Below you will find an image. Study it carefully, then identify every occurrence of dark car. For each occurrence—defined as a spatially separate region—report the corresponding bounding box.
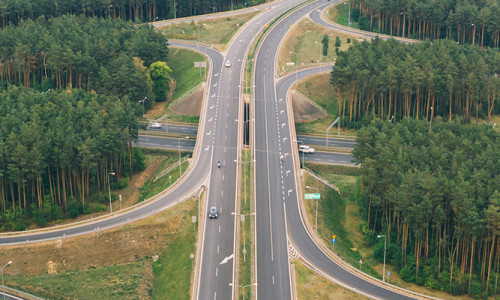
[208,206,218,219]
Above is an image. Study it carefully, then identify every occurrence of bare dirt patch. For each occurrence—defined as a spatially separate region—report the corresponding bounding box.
[292,91,326,122]
[170,84,204,116]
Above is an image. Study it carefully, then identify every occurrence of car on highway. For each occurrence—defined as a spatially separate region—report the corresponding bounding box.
[299,145,315,153]
[225,60,231,67]
[149,122,162,129]
[208,206,218,219]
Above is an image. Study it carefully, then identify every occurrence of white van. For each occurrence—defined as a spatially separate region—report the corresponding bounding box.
[299,145,315,153]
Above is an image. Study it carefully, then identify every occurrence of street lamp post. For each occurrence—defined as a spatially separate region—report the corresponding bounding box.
[471,24,476,45]
[305,186,319,232]
[401,11,406,38]
[229,283,258,300]
[234,159,256,204]
[377,235,387,282]
[429,106,434,129]
[289,51,298,84]
[178,138,182,177]
[1,261,12,300]
[139,97,147,115]
[231,212,255,262]
[315,41,321,72]
[344,1,351,26]
[108,172,115,213]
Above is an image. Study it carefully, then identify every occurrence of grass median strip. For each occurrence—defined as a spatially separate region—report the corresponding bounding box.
[237,149,254,300]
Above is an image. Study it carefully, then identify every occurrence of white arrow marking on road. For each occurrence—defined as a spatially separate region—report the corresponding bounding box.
[282,123,286,128]
[280,110,284,115]
[214,73,218,77]
[212,94,216,97]
[205,146,209,151]
[210,105,214,109]
[208,117,213,122]
[207,131,211,136]
[220,254,234,265]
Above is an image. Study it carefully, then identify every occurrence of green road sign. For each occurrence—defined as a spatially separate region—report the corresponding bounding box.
[304,193,320,200]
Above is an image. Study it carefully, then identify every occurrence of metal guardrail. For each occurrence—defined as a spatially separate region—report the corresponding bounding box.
[154,155,191,182]
[0,285,44,300]
[303,166,340,194]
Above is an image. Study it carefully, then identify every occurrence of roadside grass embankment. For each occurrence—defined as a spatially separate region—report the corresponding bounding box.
[139,149,191,203]
[159,12,259,51]
[158,48,207,124]
[293,260,369,299]
[1,197,198,299]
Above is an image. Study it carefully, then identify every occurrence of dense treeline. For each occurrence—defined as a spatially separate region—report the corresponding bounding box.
[0,15,168,106]
[0,86,145,230]
[354,0,500,48]
[0,0,265,25]
[330,38,499,127]
[353,119,500,296]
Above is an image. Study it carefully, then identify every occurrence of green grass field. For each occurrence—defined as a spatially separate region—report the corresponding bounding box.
[160,12,258,50]
[5,262,152,299]
[153,199,198,299]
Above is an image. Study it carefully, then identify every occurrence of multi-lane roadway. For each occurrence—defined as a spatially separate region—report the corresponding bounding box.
[0,1,427,300]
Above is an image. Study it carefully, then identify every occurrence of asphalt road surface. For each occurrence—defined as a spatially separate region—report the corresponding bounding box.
[264,3,419,298]
[144,124,355,149]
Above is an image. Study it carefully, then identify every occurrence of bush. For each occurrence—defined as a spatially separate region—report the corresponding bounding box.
[115,178,128,190]
[400,255,417,283]
[334,36,341,47]
[133,148,147,172]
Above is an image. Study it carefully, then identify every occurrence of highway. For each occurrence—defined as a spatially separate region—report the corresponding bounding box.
[0,2,424,300]
[252,1,340,298]
[256,0,419,297]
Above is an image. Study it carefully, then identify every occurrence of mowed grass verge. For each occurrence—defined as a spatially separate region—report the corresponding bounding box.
[293,260,368,299]
[159,12,258,50]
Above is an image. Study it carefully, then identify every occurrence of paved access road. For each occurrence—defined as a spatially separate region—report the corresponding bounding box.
[137,134,354,165]
[144,124,355,149]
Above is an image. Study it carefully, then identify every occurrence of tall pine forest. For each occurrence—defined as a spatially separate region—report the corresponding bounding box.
[351,0,500,48]
[353,119,500,296]
[0,14,169,229]
[0,0,266,25]
[332,4,500,297]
